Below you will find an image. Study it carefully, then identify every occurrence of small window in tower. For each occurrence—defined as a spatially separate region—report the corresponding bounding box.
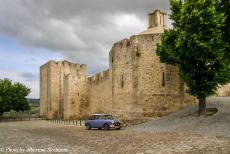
[162,72,165,86]
[126,41,130,47]
[111,57,114,63]
[121,75,124,88]
[136,51,141,57]
[160,16,162,25]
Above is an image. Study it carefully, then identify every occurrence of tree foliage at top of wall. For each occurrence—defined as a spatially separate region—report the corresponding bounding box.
[0,78,31,115]
[156,0,230,115]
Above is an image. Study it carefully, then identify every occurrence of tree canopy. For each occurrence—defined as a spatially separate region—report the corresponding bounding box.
[219,0,230,44]
[156,0,230,115]
[0,79,31,115]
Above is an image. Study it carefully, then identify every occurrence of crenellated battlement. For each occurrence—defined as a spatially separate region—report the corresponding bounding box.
[48,60,87,73]
[88,70,109,86]
[61,60,86,70]
[41,60,86,71]
[112,39,131,49]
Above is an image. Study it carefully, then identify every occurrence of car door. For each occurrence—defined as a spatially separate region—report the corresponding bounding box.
[88,115,96,128]
[98,115,105,128]
[94,115,102,128]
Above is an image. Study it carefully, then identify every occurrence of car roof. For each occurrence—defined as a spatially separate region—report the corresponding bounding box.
[90,114,112,116]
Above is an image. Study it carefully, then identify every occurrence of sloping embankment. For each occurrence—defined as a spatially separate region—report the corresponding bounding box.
[134,97,230,137]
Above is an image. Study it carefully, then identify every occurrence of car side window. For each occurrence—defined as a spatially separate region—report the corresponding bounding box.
[89,116,95,120]
[94,115,100,119]
[99,115,105,119]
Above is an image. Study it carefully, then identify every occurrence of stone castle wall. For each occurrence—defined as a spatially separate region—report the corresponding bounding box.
[109,33,192,119]
[40,60,87,119]
[109,39,136,117]
[88,70,111,115]
[40,63,49,117]
[217,84,230,96]
[40,61,60,119]
[63,74,88,119]
[40,9,197,120]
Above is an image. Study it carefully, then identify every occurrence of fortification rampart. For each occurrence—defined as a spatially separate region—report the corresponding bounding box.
[108,33,194,119]
[109,38,136,117]
[88,70,109,85]
[40,9,197,120]
[63,74,88,119]
[87,69,112,114]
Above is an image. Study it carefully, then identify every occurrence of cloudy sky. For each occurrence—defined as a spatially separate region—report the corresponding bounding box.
[0,0,170,98]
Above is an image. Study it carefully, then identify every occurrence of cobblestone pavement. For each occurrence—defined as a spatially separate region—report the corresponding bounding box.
[0,120,230,154]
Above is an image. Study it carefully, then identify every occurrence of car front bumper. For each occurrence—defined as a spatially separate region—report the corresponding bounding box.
[109,124,122,129]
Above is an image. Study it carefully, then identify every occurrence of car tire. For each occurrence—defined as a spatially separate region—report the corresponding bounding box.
[103,124,110,130]
[116,128,121,130]
[86,124,91,130]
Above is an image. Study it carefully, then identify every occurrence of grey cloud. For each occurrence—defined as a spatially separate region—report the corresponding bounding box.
[19,72,39,81]
[0,0,170,73]
[25,58,37,62]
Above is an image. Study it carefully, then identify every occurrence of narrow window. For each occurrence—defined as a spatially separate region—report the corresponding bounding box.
[162,72,165,86]
[160,16,162,25]
[136,52,141,57]
[111,57,114,63]
[121,75,124,88]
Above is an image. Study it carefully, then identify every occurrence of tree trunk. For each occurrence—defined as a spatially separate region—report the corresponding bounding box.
[0,113,3,122]
[198,97,206,116]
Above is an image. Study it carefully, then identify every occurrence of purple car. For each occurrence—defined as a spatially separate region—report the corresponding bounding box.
[85,114,122,130]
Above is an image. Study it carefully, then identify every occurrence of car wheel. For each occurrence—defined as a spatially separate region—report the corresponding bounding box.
[103,124,110,130]
[116,128,121,130]
[98,128,102,130]
[86,124,91,130]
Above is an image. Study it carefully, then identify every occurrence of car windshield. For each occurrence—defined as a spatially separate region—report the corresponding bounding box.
[105,115,113,119]
[89,114,114,120]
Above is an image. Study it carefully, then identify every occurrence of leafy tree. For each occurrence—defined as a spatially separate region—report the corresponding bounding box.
[156,0,230,115]
[219,0,230,58]
[219,0,230,43]
[0,79,31,116]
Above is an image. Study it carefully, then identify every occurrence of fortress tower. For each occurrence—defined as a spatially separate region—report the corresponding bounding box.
[109,9,191,118]
[40,60,88,119]
[140,9,168,35]
[148,9,167,28]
